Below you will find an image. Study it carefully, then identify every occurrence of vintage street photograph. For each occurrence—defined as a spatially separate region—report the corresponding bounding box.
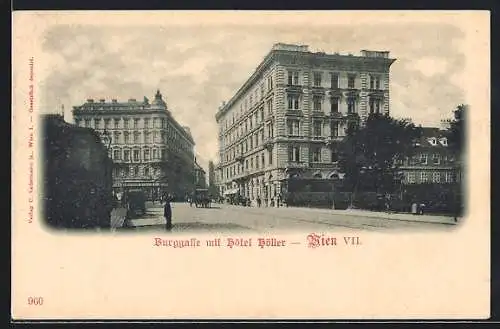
[12,11,490,320]
[39,14,469,233]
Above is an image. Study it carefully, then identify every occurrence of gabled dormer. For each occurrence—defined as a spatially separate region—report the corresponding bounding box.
[428,137,437,146]
[439,137,448,146]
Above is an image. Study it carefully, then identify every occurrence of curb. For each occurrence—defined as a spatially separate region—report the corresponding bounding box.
[285,207,457,225]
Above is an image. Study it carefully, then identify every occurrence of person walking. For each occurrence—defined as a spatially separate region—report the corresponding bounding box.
[256,196,261,208]
[164,195,172,231]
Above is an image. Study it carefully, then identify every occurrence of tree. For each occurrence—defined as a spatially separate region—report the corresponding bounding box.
[339,113,422,198]
[447,104,466,156]
[446,104,466,215]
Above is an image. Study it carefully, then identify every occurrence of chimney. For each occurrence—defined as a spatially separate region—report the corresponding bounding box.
[87,99,94,103]
[128,98,137,102]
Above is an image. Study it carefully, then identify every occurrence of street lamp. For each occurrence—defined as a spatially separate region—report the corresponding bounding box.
[100,129,113,227]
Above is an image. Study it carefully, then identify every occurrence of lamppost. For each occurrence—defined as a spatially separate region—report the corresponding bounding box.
[350,166,367,209]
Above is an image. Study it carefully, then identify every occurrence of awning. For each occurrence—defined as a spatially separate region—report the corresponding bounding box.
[223,188,240,196]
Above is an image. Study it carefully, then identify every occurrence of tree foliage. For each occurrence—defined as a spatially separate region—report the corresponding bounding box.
[338,113,422,193]
[447,104,466,156]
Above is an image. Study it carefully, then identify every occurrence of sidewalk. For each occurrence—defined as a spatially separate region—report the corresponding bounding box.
[222,203,457,225]
[110,207,128,231]
[287,206,458,225]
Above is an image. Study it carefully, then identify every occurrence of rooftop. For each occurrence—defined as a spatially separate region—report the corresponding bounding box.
[216,43,395,119]
[73,90,168,111]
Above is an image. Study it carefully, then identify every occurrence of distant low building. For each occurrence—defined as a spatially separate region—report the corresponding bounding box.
[194,160,207,189]
[398,127,459,185]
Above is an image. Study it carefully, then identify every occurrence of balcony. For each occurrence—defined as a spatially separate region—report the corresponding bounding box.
[310,162,338,170]
[311,110,324,118]
[325,136,344,145]
[231,169,251,181]
[344,112,360,121]
[328,111,343,119]
[311,86,325,96]
[262,138,274,150]
[286,162,309,169]
[285,109,304,117]
[235,154,245,163]
[285,84,303,94]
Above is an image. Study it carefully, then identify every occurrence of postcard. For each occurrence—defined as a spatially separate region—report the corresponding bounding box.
[11,10,490,320]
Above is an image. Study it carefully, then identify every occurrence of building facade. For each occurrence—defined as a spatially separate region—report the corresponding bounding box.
[214,43,396,205]
[194,160,207,189]
[72,90,195,200]
[398,127,459,185]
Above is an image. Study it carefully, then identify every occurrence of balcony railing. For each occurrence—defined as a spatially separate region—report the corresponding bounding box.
[262,138,274,149]
[328,111,343,119]
[325,136,343,145]
[311,87,325,95]
[285,109,304,117]
[286,162,309,169]
[235,154,244,163]
[285,84,303,93]
[345,112,360,121]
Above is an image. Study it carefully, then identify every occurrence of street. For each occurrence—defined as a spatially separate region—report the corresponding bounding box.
[116,202,458,233]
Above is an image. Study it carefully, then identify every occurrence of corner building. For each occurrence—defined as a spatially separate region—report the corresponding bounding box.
[214,43,396,205]
[72,90,195,200]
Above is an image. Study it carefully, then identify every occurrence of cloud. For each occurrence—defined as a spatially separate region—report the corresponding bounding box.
[39,22,467,165]
[411,57,449,77]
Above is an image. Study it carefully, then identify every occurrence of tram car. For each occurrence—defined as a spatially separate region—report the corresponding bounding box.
[42,114,114,230]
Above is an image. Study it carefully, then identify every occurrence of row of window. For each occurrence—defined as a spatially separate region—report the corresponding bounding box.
[287,94,362,113]
[289,71,384,90]
[77,117,168,130]
[288,146,339,163]
[223,149,274,180]
[222,146,341,180]
[221,70,384,133]
[223,106,273,147]
[287,119,351,137]
[98,129,191,156]
[224,123,274,163]
[397,153,454,166]
[77,117,192,152]
[113,165,159,178]
[405,171,455,184]
[111,148,165,162]
[222,74,274,131]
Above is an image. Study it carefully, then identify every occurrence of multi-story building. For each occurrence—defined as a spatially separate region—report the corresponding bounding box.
[72,90,195,199]
[398,127,459,185]
[194,160,207,189]
[214,43,396,205]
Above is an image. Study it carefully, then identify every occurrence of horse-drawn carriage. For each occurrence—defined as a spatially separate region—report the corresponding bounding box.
[193,188,211,208]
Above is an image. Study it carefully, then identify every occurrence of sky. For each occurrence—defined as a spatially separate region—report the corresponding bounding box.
[38,16,467,172]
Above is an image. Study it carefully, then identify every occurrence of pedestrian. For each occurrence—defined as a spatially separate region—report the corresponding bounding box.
[257,196,261,207]
[164,195,172,231]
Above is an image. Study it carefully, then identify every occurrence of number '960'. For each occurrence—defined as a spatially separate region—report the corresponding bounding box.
[27,297,43,305]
